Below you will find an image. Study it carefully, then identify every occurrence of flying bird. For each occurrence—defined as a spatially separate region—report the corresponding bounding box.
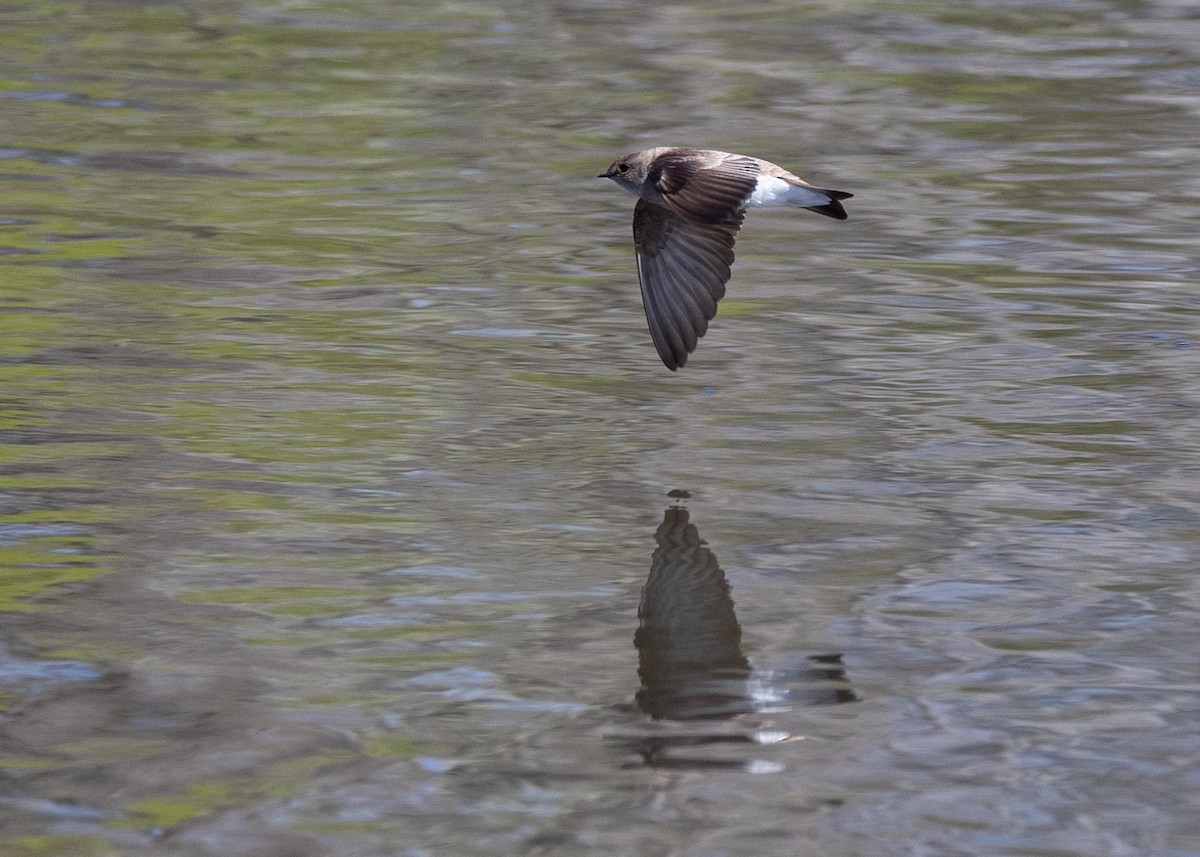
[599,147,852,370]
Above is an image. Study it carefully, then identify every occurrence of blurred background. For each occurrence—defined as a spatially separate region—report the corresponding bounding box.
[1,1,1198,855]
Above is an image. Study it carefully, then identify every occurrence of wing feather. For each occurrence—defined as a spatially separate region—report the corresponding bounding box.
[650,150,760,224]
[633,198,742,370]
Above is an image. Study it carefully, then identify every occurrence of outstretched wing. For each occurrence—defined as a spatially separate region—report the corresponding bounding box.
[633,198,743,370]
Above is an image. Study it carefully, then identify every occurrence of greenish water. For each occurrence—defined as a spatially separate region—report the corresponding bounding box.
[2,1,1199,855]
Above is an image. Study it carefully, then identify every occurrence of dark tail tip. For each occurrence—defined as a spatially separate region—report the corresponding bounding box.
[807,189,853,221]
[807,201,848,220]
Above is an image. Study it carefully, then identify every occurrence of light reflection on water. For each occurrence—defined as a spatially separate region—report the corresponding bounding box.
[2,0,1200,855]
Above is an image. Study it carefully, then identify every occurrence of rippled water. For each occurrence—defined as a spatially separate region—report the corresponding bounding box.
[2,1,1199,855]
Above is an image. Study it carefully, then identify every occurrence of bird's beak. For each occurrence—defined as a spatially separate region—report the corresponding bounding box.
[598,169,612,179]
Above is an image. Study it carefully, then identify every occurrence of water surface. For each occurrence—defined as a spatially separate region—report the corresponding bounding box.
[2,1,1199,855]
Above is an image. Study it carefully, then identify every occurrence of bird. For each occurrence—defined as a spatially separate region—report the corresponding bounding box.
[599,147,852,371]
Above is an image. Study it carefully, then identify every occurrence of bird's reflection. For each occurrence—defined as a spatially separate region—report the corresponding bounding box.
[613,501,857,769]
[635,505,754,721]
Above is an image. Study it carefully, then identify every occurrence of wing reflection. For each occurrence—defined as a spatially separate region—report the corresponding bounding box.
[610,501,857,770]
[635,505,754,721]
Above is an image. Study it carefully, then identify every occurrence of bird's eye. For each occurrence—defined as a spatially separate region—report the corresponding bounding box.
[617,163,631,173]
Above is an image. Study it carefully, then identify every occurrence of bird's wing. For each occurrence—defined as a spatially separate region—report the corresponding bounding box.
[633,198,743,371]
[649,151,760,224]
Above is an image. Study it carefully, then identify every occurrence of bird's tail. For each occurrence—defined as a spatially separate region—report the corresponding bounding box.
[804,188,853,221]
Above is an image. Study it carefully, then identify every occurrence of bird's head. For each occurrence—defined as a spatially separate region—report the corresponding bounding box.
[598,152,649,194]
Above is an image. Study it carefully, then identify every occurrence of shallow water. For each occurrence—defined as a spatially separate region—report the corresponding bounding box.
[2,1,1199,855]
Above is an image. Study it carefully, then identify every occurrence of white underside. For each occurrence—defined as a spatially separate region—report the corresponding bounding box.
[747,175,828,208]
